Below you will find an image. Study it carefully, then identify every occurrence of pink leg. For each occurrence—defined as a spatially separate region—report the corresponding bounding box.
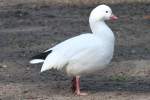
[74,76,88,96]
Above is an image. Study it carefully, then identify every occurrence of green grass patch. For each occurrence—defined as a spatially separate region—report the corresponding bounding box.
[110,75,128,82]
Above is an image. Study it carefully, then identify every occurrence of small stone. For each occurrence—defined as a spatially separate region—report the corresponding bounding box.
[6,74,10,77]
[2,65,7,68]
[0,63,7,68]
[26,67,30,70]
[131,49,136,54]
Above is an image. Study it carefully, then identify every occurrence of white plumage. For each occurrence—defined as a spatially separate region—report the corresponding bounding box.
[30,4,117,76]
[30,4,118,95]
[41,33,114,76]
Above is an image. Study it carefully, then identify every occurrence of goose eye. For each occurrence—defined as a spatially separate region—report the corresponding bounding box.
[106,11,108,13]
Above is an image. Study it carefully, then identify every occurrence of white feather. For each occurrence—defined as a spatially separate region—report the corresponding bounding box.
[37,5,116,76]
[30,59,44,64]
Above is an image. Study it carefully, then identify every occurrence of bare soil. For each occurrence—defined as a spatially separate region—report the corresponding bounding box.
[0,1,150,100]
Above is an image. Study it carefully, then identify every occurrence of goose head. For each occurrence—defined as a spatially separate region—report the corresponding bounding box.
[89,4,118,23]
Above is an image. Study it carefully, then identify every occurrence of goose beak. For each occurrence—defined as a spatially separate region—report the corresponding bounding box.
[110,14,118,20]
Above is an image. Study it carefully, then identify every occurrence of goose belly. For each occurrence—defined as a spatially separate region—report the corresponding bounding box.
[66,45,114,76]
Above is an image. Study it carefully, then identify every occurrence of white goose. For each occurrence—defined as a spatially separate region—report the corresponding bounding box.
[30,4,118,96]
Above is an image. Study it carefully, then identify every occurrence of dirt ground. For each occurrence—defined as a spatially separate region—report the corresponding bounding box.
[0,0,150,100]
